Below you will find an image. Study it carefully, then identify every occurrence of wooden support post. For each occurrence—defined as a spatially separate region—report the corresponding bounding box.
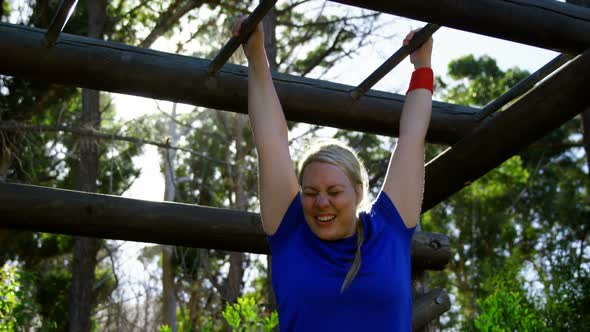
[43,0,78,47]
[423,49,590,212]
[412,289,451,331]
[412,222,444,331]
[0,22,479,144]
[411,230,450,271]
[0,182,450,270]
[331,0,590,54]
[207,0,277,76]
[350,23,440,100]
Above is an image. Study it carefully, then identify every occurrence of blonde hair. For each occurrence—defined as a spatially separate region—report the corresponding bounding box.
[297,139,369,293]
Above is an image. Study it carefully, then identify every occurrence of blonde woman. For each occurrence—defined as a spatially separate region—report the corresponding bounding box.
[233,17,433,331]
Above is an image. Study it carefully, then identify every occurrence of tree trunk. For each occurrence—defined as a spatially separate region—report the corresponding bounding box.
[67,1,106,331]
[262,6,279,315]
[223,114,249,303]
[583,111,590,177]
[162,103,179,331]
[138,0,209,48]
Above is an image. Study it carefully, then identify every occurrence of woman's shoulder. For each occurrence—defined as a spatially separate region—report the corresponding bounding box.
[365,191,416,237]
[266,192,304,248]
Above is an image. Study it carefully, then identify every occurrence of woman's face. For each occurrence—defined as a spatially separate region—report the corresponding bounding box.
[301,162,360,241]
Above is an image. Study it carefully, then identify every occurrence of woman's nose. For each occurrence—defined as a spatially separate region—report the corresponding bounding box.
[314,193,330,208]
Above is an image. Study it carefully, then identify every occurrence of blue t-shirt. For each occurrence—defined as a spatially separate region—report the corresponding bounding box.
[267,191,416,332]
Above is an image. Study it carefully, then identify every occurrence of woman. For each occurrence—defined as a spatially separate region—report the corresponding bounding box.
[233,17,433,332]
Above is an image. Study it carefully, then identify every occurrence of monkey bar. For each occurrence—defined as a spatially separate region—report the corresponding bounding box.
[350,23,440,100]
[43,0,78,47]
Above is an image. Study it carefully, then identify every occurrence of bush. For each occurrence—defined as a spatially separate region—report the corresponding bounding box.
[0,264,39,331]
[475,279,546,331]
[159,295,278,332]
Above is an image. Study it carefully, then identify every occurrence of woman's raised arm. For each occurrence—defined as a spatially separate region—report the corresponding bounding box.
[382,30,434,229]
[234,18,299,235]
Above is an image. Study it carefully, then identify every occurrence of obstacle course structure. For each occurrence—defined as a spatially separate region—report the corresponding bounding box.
[2,0,590,329]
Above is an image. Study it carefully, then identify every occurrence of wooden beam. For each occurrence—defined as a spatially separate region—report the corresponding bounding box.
[332,0,590,54]
[423,49,590,212]
[0,182,450,270]
[411,231,450,271]
[0,22,478,145]
[413,289,451,331]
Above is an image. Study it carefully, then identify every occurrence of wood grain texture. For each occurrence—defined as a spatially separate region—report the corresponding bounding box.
[0,22,478,145]
[333,0,590,54]
[0,182,450,270]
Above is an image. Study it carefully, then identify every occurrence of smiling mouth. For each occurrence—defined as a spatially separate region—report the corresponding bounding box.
[316,215,336,223]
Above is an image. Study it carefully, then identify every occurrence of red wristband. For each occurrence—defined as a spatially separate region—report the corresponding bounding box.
[406,67,434,95]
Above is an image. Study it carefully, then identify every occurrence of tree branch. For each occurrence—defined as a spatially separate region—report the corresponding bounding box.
[138,0,211,48]
[0,121,227,164]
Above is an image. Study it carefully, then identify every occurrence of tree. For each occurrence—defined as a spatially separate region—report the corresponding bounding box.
[474,259,546,332]
[423,54,590,330]
[67,0,108,330]
[0,0,167,328]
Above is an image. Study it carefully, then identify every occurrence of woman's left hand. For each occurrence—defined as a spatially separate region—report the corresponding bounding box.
[404,29,433,69]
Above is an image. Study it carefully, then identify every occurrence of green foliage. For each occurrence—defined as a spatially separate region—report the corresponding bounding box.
[35,267,70,331]
[2,1,10,19]
[159,325,172,332]
[474,262,546,331]
[222,296,278,332]
[437,55,528,106]
[158,296,278,332]
[0,264,40,331]
[159,318,214,332]
[475,288,545,332]
[428,53,590,331]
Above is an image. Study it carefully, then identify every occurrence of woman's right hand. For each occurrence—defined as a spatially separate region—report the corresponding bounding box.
[232,16,265,63]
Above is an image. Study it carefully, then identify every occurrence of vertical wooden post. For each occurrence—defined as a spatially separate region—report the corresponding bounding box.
[412,223,435,331]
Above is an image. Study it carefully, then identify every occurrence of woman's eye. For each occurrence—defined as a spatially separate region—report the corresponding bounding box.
[303,192,317,197]
[328,191,341,196]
